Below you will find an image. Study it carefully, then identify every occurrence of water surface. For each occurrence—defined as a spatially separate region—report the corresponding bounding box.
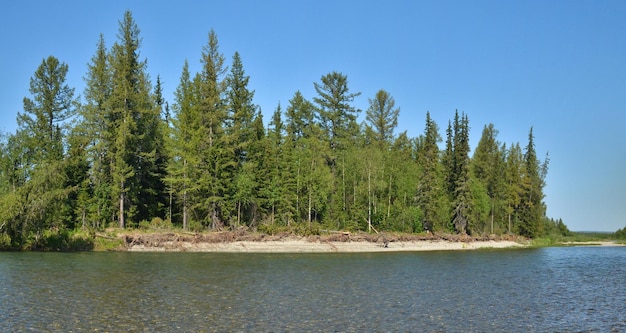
[1,246,624,332]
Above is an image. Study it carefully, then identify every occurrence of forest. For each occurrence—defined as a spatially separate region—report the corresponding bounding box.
[0,11,568,250]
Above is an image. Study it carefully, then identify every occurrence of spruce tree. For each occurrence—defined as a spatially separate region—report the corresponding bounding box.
[226,51,258,225]
[168,61,195,230]
[416,112,442,232]
[505,143,524,233]
[518,128,548,238]
[81,33,113,228]
[264,104,287,225]
[472,124,506,234]
[108,11,160,227]
[451,112,471,234]
[193,29,231,229]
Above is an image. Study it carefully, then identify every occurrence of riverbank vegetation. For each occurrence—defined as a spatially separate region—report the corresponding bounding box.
[0,11,581,251]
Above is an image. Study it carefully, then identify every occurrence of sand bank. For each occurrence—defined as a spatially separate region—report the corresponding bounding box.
[125,236,524,253]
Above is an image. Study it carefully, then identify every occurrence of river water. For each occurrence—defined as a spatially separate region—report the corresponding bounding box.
[0,246,624,332]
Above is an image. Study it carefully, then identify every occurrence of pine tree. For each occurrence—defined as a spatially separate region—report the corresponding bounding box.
[365,89,399,147]
[18,56,77,163]
[313,72,361,223]
[0,62,75,245]
[313,72,361,153]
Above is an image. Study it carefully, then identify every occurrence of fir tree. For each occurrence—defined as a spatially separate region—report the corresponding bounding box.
[108,11,160,227]
[81,33,113,228]
[193,29,231,229]
[168,61,195,230]
[416,112,442,232]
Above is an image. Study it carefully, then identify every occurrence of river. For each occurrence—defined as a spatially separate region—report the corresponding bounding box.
[1,246,624,332]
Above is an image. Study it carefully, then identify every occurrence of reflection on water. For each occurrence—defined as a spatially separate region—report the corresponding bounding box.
[0,247,624,332]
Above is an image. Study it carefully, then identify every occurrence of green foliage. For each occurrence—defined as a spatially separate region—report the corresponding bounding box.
[0,10,565,250]
[0,233,11,250]
[25,229,94,251]
[365,89,400,146]
[94,234,124,251]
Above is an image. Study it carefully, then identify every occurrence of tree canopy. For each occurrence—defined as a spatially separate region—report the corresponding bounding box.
[0,11,561,249]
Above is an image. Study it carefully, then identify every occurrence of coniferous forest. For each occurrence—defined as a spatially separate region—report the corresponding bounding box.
[0,11,568,249]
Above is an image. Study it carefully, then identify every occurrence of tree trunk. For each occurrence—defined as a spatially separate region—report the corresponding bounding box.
[183,190,188,231]
[308,191,312,227]
[119,190,125,229]
[237,200,241,227]
[183,160,188,230]
[491,199,494,234]
[367,163,372,233]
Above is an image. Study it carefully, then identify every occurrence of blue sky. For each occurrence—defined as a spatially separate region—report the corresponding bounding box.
[1,0,625,232]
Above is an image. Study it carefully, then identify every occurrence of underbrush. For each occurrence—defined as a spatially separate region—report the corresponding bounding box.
[26,229,95,251]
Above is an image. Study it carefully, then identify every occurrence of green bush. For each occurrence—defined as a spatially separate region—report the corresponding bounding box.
[25,229,94,251]
[258,223,291,235]
[0,233,12,250]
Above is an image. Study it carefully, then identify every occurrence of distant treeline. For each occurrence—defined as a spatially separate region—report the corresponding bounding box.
[0,11,567,249]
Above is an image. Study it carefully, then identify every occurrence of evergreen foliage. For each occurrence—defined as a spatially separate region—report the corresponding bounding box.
[0,11,565,248]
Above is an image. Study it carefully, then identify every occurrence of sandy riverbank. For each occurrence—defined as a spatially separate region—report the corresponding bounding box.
[121,231,527,253]
[128,239,524,252]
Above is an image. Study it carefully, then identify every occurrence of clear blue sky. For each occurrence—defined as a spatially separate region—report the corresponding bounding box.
[1,0,625,232]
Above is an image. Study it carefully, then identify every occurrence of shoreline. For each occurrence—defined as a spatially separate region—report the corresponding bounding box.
[112,231,625,253]
[125,237,526,253]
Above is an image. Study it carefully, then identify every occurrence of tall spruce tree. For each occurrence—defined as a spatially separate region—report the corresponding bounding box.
[519,128,548,238]
[168,61,195,230]
[416,112,442,232]
[472,124,506,234]
[193,29,231,229]
[81,33,113,228]
[505,143,524,233]
[226,51,258,225]
[108,11,160,227]
[264,104,288,225]
[447,111,471,234]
